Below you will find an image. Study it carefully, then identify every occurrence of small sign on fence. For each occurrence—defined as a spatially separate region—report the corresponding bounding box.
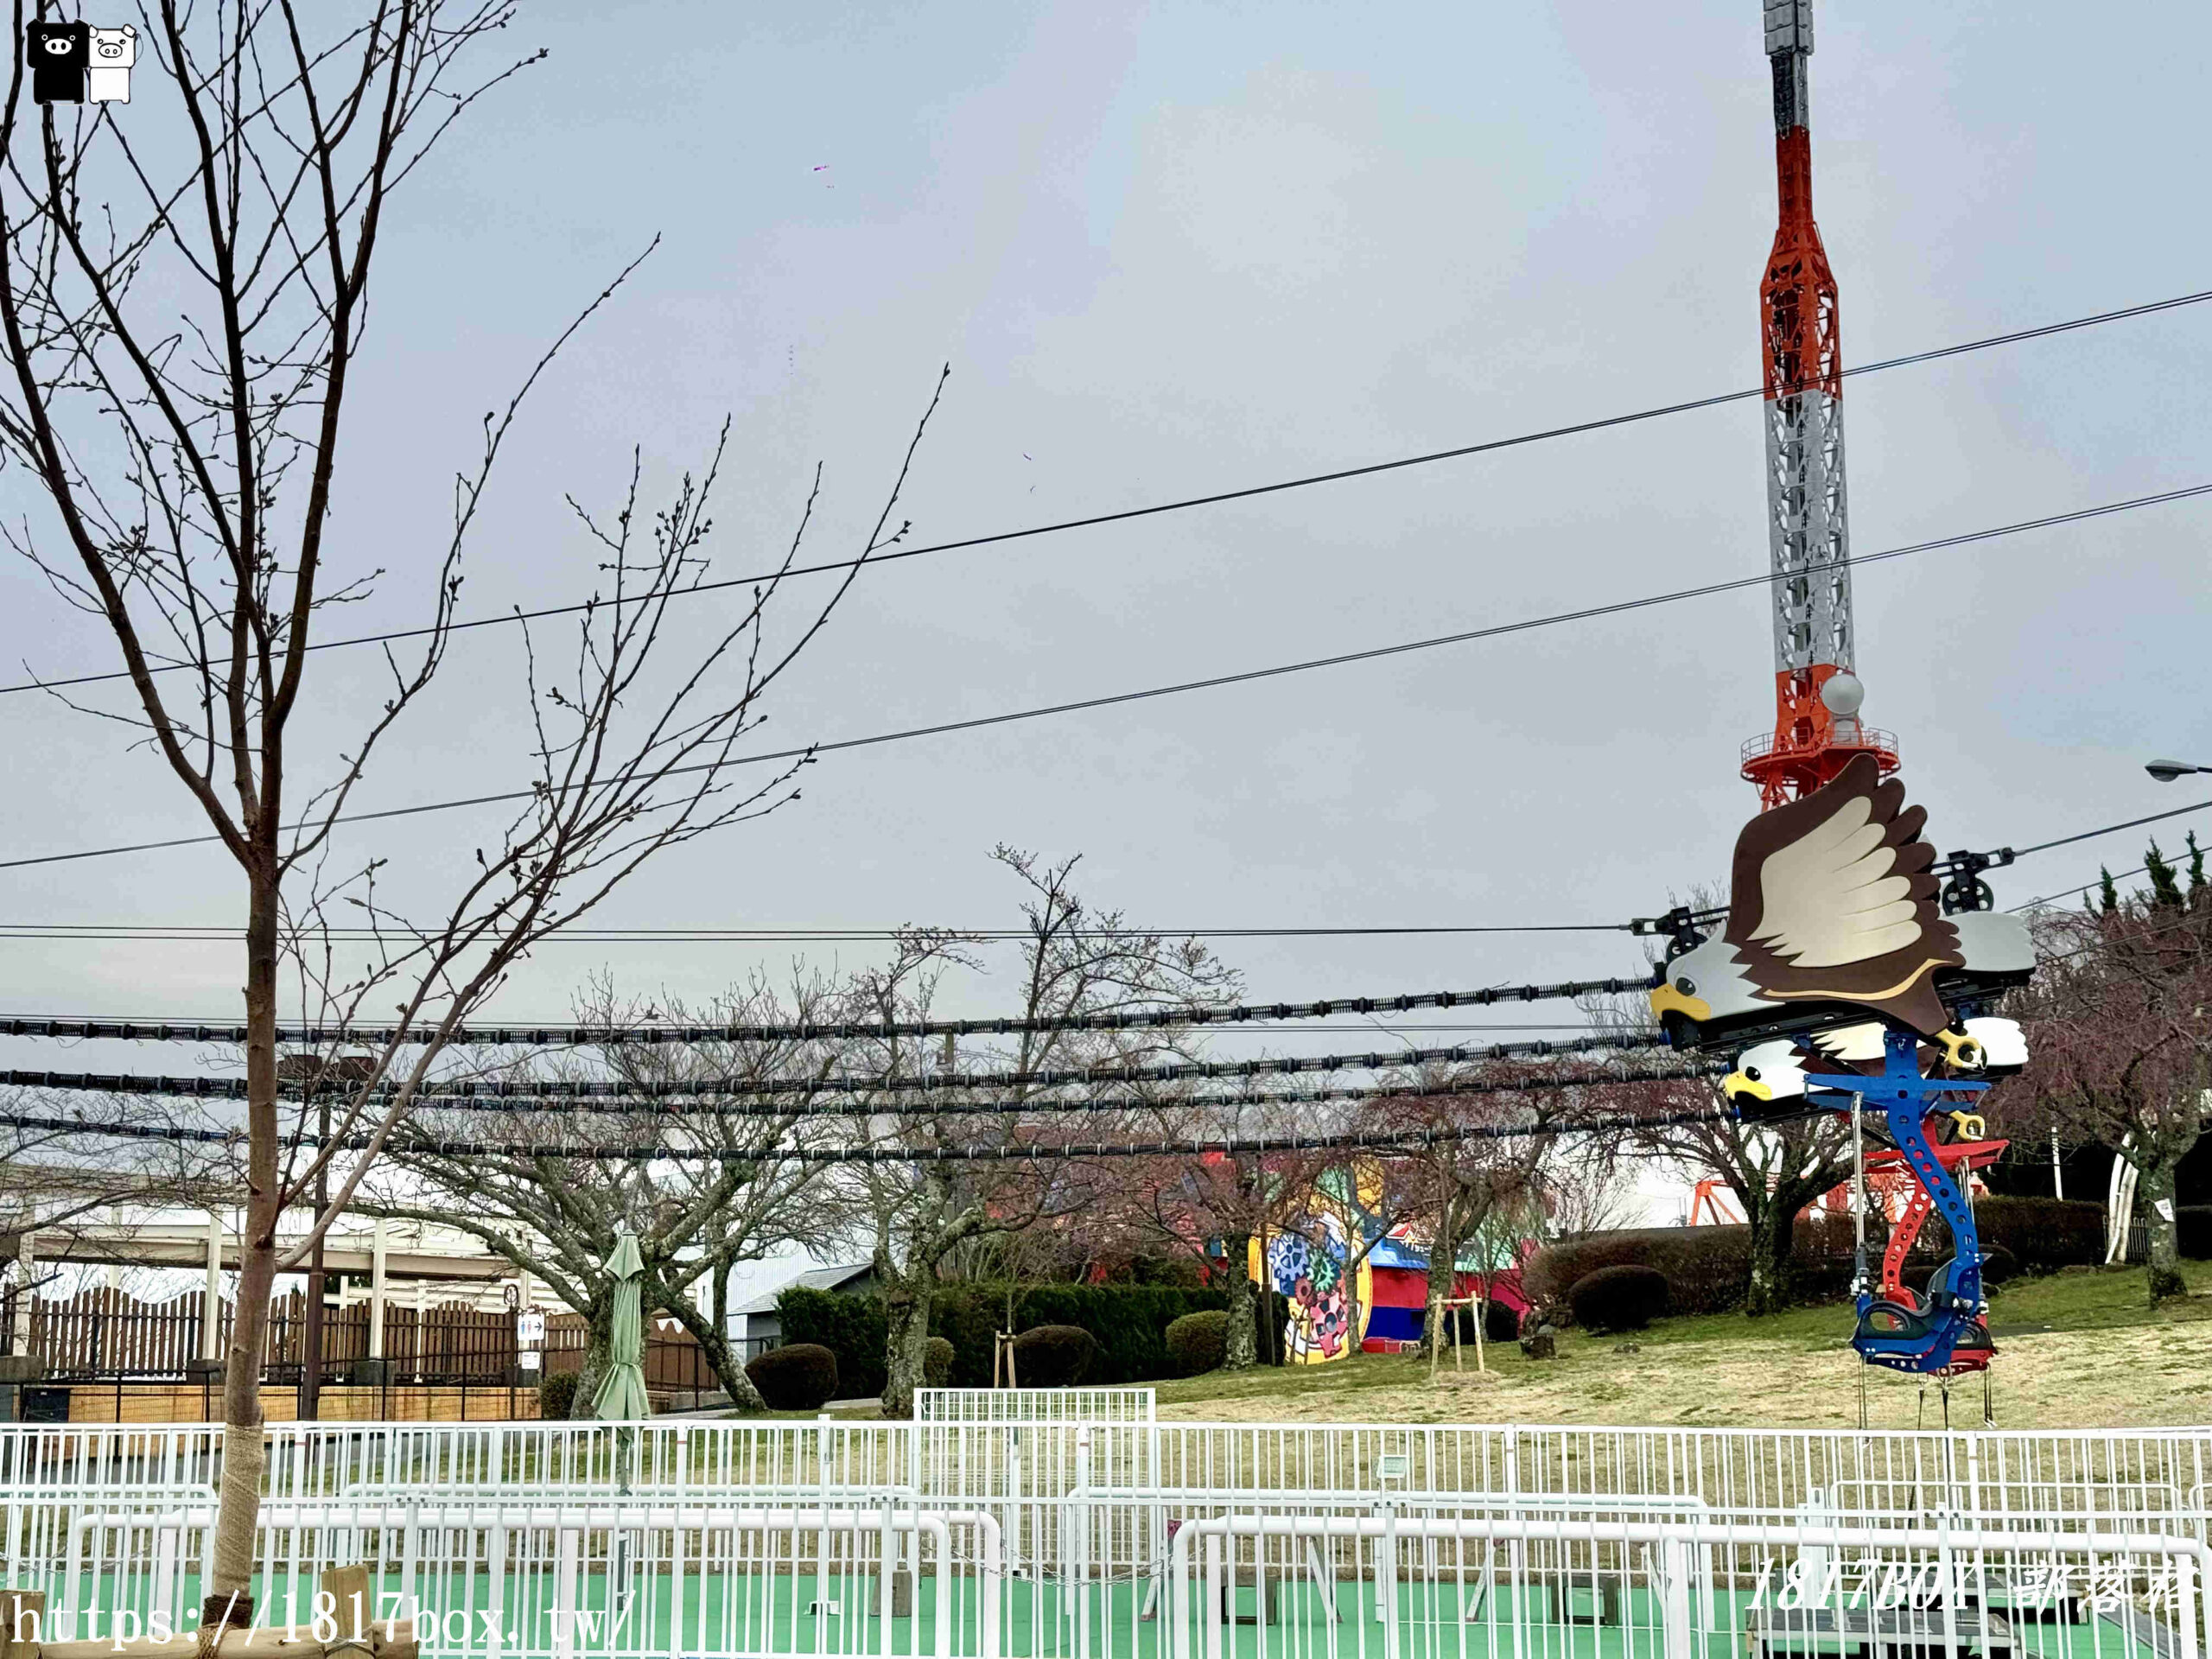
[515,1311,546,1345]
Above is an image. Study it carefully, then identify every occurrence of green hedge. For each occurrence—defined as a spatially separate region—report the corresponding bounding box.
[1525,1198,2107,1324]
[779,1281,1292,1397]
[1960,1197,2105,1273]
[1527,1227,1757,1317]
[777,1288,890,1399]
[2181,1206,2212,1260]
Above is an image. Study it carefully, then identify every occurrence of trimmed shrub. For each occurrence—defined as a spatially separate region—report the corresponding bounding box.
[746,1343,840,1411]
[1567,1264,1670,1333]
[1970,1197,2104,1272]
[1164,1310,1228,1375]
[1009,1324,1098,1388]
[784,1280,1296,1396]
[537,1370,580,1421]
[1978,1243,2019,1287]
[1484,1299,1522,1344]
[923,1336,955,1389]
[777,1287,889,1400]
[1528,1228,1752,1316]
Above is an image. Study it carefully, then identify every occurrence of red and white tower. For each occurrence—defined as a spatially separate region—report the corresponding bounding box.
[1739,0,1897,810]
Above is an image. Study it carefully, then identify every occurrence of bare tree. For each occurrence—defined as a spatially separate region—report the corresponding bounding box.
[0,1095,236,1340]
[0,2,940,1613]
[1104,1122,1324,1371]
[829,847,1238,1415]
[1370,1061,1580,1356]
[2008,853,2212,1301]
[361,975,861,1410]
[1590,904,1853,1318]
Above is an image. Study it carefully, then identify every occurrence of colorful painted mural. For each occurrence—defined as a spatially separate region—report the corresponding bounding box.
[1249,1158,1533,1363]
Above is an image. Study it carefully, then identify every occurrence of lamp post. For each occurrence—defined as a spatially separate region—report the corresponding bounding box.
[2144,760,2212,783]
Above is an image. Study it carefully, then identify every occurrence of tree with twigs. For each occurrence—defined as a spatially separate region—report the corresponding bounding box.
[2006,842,2212,1302]
[1575,1031,1851,1319]
[359,974,865,1413]
[826,847,1237,1415]
[1104,1124,1323,1371]
[0,1,941,1617]
[1368,1059,1585,1356]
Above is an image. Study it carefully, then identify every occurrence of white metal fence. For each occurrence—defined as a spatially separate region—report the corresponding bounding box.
[6,1418,2209,1659]
[913,1389,1155,1425]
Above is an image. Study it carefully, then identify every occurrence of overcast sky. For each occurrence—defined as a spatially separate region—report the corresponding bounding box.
[3,0,2209,1098]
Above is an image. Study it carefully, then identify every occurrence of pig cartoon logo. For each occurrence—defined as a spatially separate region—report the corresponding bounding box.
[88,24,134,104]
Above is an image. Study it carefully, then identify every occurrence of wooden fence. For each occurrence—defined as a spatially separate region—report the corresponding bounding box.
[3,1287,715,1396]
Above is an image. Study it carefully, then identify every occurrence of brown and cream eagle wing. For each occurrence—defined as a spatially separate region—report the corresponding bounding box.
[1721,753,1962,1036]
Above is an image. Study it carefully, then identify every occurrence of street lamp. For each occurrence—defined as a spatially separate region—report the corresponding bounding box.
[2145,759,2212,783]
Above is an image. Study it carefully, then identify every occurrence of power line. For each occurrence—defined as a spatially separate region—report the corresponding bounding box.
[0,1101,1726,1164]
[0,974,1649,1046]
[0,1060,1716,1122]
[0,921,1623,942]
[8,480,2209,875]
[10,285,2202,704]
[6,789,2202,1000]
[0,1033,1665,1101]
[0,1019,1605,1035]
[2008,797,2212,859]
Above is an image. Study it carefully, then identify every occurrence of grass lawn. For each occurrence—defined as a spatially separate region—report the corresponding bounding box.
[1150,1262,2212,1431]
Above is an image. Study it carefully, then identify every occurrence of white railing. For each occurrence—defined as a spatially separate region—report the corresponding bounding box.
[5,1419,2210,1528]
[913,1389,1155,1425]
[22,1487,2209,1659]
[10,1419,2212,1658]
[1162,1510,2209,1659]
[58,1500,1003,1659]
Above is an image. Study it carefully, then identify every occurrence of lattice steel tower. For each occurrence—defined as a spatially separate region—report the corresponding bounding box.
[1739,0,1897,810]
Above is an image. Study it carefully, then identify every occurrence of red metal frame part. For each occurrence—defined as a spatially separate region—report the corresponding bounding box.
[1871,1130,2006,1308]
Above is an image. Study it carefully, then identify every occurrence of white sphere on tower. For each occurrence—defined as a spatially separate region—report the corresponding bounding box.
[1819,672,1865,717]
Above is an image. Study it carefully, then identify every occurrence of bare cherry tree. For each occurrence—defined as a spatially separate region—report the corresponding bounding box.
[828,848,1238,1415]
[1103,1116,1325,1372]
[1369,1061,1582,1356]
[360,974,863,1412]
[0,1,940,1616]
[2009,862,2212,1301]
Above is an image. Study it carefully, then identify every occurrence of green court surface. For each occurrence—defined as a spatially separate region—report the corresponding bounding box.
[54,1570,2181,1659]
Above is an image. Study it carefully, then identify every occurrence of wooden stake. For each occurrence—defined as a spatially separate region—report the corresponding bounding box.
[2,1590,46,1659]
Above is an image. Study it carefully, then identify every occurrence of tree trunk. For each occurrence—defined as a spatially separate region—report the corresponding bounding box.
[207,868,283,1617]
[2139,1157,2187,1302]
[1744,1197,1793,1319]
[1421,1195,1460,1358]
[1222,1233,1257,1371]
[880,1279,932,1419]
[568,1292,615,1419]
[657,1286,767,1413]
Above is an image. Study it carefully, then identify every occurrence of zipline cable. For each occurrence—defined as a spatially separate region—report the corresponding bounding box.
[0,974,1652,1046]
[2,1059,1714,1120]
[0,1101,1729,1163]
[7,480,2207,874]
[10,285,2202,702]
[0,1033,1667,1100]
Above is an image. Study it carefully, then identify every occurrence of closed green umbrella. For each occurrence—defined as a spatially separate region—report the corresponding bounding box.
[591,1230,653,1421]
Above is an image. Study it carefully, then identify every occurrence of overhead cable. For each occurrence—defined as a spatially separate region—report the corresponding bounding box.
[10,285,2202,703]
[7,480,2208,874]
[0,974,1650,1046]
[6,1059,1711,1120]
[0,1033,1664,1102]
[411,1058,1713,1117]
[0,1101,1726,1164]
[0,921,1621,943]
